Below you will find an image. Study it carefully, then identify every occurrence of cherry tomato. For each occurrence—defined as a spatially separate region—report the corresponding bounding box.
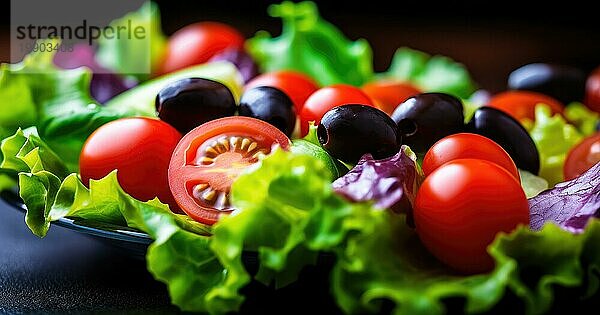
[80,118,182,211]
[245,70,319,114]
[422,133,520,180]
[168,117,291,225]
[486,90,564,122]
[159,22,245,75]
[414,159,529,274]
[300,84,374,136]
[361,80,421,116]
[564,132,600,180]
[584,66,600,113]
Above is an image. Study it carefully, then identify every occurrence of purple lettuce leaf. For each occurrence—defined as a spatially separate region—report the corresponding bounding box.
[332,145,423,215]
[54,44,137,103]
[529,162,600,233]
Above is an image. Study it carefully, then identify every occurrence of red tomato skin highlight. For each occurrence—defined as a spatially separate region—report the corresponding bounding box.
[80,117,182,211]
[422,133,520,181]
[564,132,600,180]
[159,22,245,75]
[414,159,530,274]
[585,66,600,113]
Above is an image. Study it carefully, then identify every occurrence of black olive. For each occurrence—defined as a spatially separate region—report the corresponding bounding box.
[508,63,586,104]
[155,78,236,134]
[238,86,296,136]
[318,104,401,164]
[391,92,464,155]
[466,106,540,174]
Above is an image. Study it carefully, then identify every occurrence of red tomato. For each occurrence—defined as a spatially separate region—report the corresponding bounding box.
[159,22,245,75]
[585,66,600,113]
[245,70,319,114]
[564,132,600,180]
[361,80,421,116]
[80,118,182,211]
[168,117,291,225]
[300,84,374,136]
[422,133,520,180]
[414,159,529,274]
[486,90,564,122]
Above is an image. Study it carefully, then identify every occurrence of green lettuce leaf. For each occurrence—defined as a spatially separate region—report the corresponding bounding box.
[463,98,482,123]
[529,104,583,186]
[104,60,244,116]
[519,169,549,199]
[96,1,167,81]
[4,128,600,315]
[206,149,600,315]
[564,102,600,136]
[0,174,14,191]
[246,1,373,86]
[0,128,221,313]
[379,47,477,99]
[0,39,133,171]
[0,129,210,236]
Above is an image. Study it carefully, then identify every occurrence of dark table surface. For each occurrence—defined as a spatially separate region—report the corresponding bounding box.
[0,198,181,315]
[0,197,342,315]
[3,194,600,315]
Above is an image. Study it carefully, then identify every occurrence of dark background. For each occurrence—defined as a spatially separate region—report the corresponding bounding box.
[1,0,599,92]
[1,1,599,314]
[155,0,600,93]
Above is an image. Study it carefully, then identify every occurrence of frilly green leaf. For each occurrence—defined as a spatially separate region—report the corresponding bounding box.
[246,1,373,86]
[529,104,583,185]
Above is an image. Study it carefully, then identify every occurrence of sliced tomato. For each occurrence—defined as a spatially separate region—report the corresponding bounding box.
[168,117,291,225]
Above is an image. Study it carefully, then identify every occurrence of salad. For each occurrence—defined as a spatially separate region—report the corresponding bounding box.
[1,1,600,314]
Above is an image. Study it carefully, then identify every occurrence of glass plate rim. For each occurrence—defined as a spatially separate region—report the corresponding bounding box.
[0,190,153,245]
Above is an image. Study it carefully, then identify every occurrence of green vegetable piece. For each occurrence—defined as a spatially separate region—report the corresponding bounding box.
[0,174,14,191]
[490,222,599,315]
[0,71,36,139]
[105,61,244,116]
[246,1,374,86]
[210,149,600,315]
[380,47,477,99]
[291,122,348,179]
[302,121,320,146]
[0,39,133,171]
[529,104,583,186]
[1,128,69,179]
[519,169,549,198]
[96,1,167,81]
[291,139,347,179]
[564,102,600,136]
[463,98,482,123]
[6,129,600,315]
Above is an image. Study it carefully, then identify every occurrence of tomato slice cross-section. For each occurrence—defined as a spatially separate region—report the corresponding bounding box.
[168,117,291,225]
